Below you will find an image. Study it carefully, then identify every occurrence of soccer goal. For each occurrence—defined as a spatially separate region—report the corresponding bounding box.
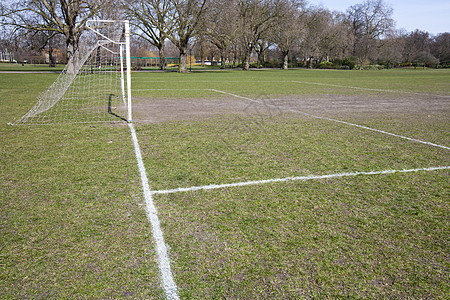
[12,20,132,125]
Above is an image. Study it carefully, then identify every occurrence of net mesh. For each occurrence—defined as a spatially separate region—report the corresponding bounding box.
[13,20,129,125]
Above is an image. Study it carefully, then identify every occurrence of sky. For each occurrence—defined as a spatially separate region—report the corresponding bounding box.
[314,0,450,35]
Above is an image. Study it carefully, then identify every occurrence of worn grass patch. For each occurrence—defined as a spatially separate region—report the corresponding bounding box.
[0,73,164,298]
[136,113,448,191]
[131,68,450,98]
[1,68,449,298]
[155,171,448,298]
[0,124,165,298]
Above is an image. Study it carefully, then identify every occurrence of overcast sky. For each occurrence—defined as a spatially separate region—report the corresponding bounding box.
[314,0,450,35]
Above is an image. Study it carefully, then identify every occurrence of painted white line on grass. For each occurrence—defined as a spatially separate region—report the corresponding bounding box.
[133,88,209,91]
[208,89,260,102]
[128,123,179,300]
[291,80,450,98]
[132,79,450,98]
[287,109,450,150]
[151,166,450,195]
[209,89,450,150]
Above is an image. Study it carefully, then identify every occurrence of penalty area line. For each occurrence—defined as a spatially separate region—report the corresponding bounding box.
[291,80,450,98]
[151,166,450,195]
[208,89,450,150]
[128,123,179,300]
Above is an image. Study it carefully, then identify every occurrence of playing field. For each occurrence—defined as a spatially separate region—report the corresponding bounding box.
[1,69,449,298]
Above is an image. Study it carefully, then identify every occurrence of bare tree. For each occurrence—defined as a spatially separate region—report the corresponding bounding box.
[431,32,450,67]
[403,29,438,68]
[126,0,172,70]
[317,11,353,62]
[300,7,327,67]
[165,0,208,72]
[204,0,238,69]
[272,0,306,69]
[1,0,107,63]
[347,0,394,66]
[238,0,279,70]
[377,30,404,68]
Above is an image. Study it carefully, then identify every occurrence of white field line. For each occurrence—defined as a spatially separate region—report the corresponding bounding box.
[128,123,179,300]
[291,80,450,98]
[132,80,450,98]
[151,166,450,195]
[209,89,450,150]
[133,88,209,91]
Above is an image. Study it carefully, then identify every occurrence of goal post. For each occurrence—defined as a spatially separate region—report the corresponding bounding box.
[11,20,132,125]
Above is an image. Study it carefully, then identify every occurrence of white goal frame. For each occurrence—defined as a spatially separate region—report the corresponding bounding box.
[11,19,132,125]
[86,19,132,122]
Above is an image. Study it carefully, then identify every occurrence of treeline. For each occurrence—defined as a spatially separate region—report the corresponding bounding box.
[1,0,449,71]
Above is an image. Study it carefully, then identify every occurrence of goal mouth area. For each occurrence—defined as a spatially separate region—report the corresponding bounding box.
[11,20,132,126]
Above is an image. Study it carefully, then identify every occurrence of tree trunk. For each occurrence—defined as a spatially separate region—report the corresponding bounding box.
[257,51,265,68]
[48,46,56,67]
[220,48,226,69]
[159,43,166,70]
[178,47,188,73]
[282,51,289,70]
[66,41,76,74]
[242,48,251,70]
[66,33,78,74]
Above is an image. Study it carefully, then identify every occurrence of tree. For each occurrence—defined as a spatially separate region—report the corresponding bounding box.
[126,0,172,70]
[165,0,208,72]
[403,30,438,67]
[431,32,450,67]
[300,7,328,67]
[237,0,279,70]
[1,0,107,65]
[317,11,353,62]
[204,0,238,69]
[272,0,305,69]
[347,0,394,66]
[377,30,404,68]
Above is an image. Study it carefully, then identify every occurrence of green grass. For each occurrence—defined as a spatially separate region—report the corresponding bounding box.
[1,74,164,298]
[0,62,65,72]
[158,173,448,298]
[1,69,449,298]
[131,68,450,97]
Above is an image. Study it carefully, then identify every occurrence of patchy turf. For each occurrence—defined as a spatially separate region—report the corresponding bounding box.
[156,171,449,298]
[1,68,449,298]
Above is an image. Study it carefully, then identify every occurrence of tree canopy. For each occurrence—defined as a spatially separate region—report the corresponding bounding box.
[1,0,448,70]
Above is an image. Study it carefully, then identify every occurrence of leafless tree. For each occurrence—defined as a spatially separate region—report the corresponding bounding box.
[1,0,107,63]
[271,0,306,69]
[204,0,238,69]
[431,32,450,67]
[237,0,279,70]
[165,0,208,72]
[317,11,353,62]
[377,29,404,68]
[125,0,172,70]
[300,7,328,66]
[403,30,438,67]
[347,0,394,66]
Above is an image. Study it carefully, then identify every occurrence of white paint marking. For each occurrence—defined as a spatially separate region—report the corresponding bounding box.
[132,79,450,98]
[209,89,450,150]
[133,88,209,91]
[208,89,260,102]
[128,123,179,300]
[151,166,450,195]
[291,80,450,98]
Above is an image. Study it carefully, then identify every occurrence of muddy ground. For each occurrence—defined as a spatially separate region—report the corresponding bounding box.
[130,93,450,124]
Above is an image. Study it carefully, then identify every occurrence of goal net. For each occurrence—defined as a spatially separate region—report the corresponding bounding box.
[12,20,132,125]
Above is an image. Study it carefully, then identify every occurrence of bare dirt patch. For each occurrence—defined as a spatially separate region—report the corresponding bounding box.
[132,93,449,124]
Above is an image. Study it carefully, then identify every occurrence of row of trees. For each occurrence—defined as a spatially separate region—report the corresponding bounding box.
[1,0,449,72]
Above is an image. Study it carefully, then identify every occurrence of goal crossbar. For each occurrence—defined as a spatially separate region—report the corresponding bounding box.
[11,19,132,125]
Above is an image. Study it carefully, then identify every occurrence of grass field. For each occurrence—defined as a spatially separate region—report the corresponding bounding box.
[1,69,449,298]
